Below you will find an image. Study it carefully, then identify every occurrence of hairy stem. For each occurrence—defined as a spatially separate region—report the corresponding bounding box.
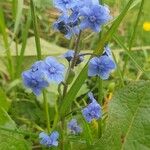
[43,90,51,133]
[71,31,82,69]
[60,31,82,150]
[98,78,103,138]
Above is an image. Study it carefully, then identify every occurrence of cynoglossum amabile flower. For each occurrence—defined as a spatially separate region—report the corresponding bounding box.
[53,13,80,39]
[79,4,111,32]
[22,69,49,96]
[43,57,65,84]
[82,92,101,123]
[88,54,116,80]
[53,0,77,12]
[30,60,45,73]
[39,131,59,147]
[67,119,82,134]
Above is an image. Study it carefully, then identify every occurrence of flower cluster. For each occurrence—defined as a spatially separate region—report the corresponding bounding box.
[82,92,102,123]
[39,131,59,147]
[22,57,65,96]
[88,45,116,80]
[53,0,111,39]
[67,119,82,134]
[21,0,116,148]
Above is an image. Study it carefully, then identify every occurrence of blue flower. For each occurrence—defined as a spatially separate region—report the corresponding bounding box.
[30,61,46,73]
[63,50,84,65]
[53,14,79,39]
[79,5,111,32]
[88,54,116,80]
[79,0,100,7]
[43,57,65,84]
[67,119,82,134]
[53,0,76,12]
[22,69,49,96]
[39,131,59,147]
[82,92,101,123]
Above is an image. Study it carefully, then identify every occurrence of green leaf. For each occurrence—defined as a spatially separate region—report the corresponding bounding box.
[0,107,31,150]
[93,81,150,150]
[0,8,14,79]
[9,100,45,124]
[13,0,24,38]
[0,88,10,111]
[129,0,141,10]
[0,107,16,129]
[60,65,88,117]
[30,0,42,60]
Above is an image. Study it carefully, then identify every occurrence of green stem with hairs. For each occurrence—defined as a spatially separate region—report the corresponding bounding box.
[98,78,103,138]
[60,31,82,150]
[62,31,82,97]
[43,90,51,133]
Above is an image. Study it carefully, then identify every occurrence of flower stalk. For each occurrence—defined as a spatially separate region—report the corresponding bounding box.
[43,90,51,133]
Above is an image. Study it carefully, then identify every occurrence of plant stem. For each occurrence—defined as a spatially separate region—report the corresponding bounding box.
[62,31,82,98]
[60,118,65,150]
[60,31,82,150]
[98,78,103,105]
[98,78,103,138]
[43,90,51,133]
[0,126,37,138]
[70,31,82,69]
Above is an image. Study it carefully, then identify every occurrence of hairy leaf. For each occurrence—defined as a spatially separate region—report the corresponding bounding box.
[0,88,10,111]
[0,107,31,150]
[94,81,150,150]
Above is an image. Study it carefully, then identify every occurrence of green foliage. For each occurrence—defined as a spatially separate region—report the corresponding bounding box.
[9,100,45,125]
[0,107,31,150]
[0,107,16,128]
[93,81,150,150]
[13,0,23,38]
[0,88,10,111]
[0,0,150,149]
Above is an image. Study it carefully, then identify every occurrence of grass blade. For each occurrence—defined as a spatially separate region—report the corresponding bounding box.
[16,9,32,77]
[112,34,149,79]
[30,0,42,60]
[13,0,24,39]
[0,7,14,80]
